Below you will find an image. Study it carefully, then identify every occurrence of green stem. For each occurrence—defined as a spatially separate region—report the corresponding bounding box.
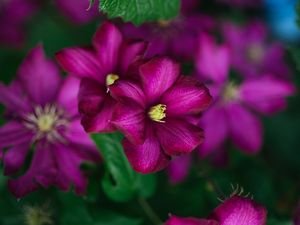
[138,198,162,225]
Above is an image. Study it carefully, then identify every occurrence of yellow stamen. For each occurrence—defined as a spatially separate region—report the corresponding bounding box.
[37,115,55,132]
[223,82,239,102]
[106,74,119,86]
[148,104,167,123]
[247,45,264,63]
[157,19,172,27]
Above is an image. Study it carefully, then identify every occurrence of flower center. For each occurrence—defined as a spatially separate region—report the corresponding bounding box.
[222,82,239,102]
[148,104,167,123]
[106,73,119,86]
[157,19,172,28]
[247,45,264,63]
[23,104,68,142]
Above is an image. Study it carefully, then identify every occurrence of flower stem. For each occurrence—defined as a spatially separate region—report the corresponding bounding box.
[138,198,162,225]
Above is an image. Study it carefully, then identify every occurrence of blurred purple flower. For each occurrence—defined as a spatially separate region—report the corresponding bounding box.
[294,200,300,225]
[167,154,192,184]
[0,45,101,198]
[56,22,147,133]
[55,0,99,25]
[165,196,267,225]
[195,33,295,157]
[217,0,262,8]
[110,57,212,173]
[222,21,290,79]
[119,0,215,61]
[0,0,39,48]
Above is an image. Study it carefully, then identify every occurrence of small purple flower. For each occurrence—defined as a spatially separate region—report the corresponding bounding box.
[110,57,212,173]
[55,0,99,25]
[165,196,267,225]
[167,154,192,184]
[294,200,300,225]
[0,0,38,48]
[195,33,295,157]
[56,22,147,133]
[0,45,101,198]
[119,0,215,61]
[222,21,290,79]
[217,0,262,8]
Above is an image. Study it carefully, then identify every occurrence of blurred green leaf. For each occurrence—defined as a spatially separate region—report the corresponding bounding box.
[267,219,293,225]
[91,133,157,202]
[92,210,142,225]
[98,0,180,25]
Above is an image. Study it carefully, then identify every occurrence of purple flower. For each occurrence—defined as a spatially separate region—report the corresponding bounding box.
[0,0,38,48]
[55,0,99,25]
[294,200,300,225]
[195,33,295,157]
[222,21,290,79]
[56,22,147,133]
[167,154,192,184]
[110,57,212,173]
[119,0,215,61]
[217,0,262,8]
[0,45,101,198]
[165,196,267,225]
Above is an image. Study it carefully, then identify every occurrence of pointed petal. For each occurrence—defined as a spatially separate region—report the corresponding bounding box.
[157,119,204,155]
[211,196,267,225]
[17,44,62,105]
[167,154,192,184]
[227,104,263,154]
[239,76,296,114]
[93,22,123,73]
[123,127,170,173]
[162,77,212,116]
[165,216,219,225]
[56,47,104,82]
[139,57,180,102]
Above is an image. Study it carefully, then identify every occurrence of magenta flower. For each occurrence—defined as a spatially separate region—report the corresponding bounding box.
[56,22,147,132]
[119,0,215,61]
[55,0,99,25]
[294,200,300,225]
[0,0,38,48]
[110,57,212,173]
[0,45,101,198]
[195,33,295,157]
[217,0,262,8]
[167,154,192,184]
[165,196,267,225]
[222,21,290,79]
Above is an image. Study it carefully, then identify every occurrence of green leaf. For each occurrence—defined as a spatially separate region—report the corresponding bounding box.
[92,210,143,225]
[99,0,180,25]
[91,133,157,202]
[267,219,293,225]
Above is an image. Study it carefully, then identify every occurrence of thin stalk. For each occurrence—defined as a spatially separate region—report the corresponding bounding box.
[138,198,162,225]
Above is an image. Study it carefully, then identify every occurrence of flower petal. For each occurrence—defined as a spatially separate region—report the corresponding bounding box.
[226,103,263,154]
[122,127,170,173]
[239,76,296,114]
[93,22,123,73]
[157,119,204,155]
[165,216,219,225]
[167,154,192,184]
[139,57,180,102]
[56,47,104,82]
[162,76,212,116]
[211,196,267,225]
[17,44,62,105]
[112,102,145,145]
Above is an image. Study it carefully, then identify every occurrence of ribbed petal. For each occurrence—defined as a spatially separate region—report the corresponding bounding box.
[54,143,88,195]
[123,127,170,173]
[57,76,80,116]
[199,106,229,157]
[81,97,116,132]
[167,154,192,184]
[162,76,212,116]
[8,142,57,198]
[78,78,106,117]
[56,47,104,82]
[112,102,145,145]
[3,141,31,175]
[157,119,204,155]
[226,103,263,154]
[139,57,180,103]
[211,196,267,225]
[195,33,230,84]
[17,44,62,105]
[110,80,146,108]
[0,122,33,148]
[93,22,123,74]
[239,76,295,115]
[165,216,219,225]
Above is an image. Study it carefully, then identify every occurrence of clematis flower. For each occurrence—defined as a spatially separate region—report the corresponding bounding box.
[167,154,192,184]
[0,0,38,48]
[165,196,267,225]
[294,200,300,225]
[222,21,290,79]
[56,22,147,132]
[195,33,295,157]
[55,0,99,25]
[110,57,212,173]
[217,0,262,8]
[119,0,215,61]
[0,45,101,198]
